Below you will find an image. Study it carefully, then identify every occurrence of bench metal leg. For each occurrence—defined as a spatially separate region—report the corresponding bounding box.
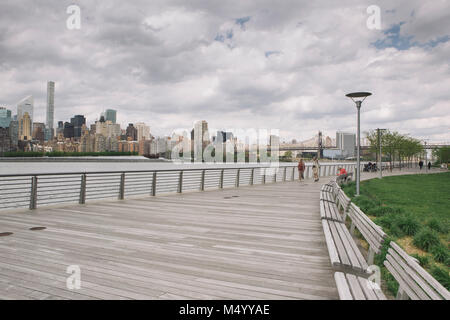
[396,287,409,300]
[368,247,375,265]
[350,222,355,235]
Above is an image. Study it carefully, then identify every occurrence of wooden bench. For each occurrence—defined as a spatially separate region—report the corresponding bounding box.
[336,189,351,213]
[346,203,387,264]
[334,272,386,300]
[320,198,343,222]
[384,242,450,300]
[321,184,334,193]
[322,219,369,274]
[320,189,335,203]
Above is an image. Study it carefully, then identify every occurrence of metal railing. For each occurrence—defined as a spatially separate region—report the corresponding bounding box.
[0,163,360,211]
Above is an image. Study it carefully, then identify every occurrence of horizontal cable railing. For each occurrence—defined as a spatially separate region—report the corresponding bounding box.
[0,163,360,211]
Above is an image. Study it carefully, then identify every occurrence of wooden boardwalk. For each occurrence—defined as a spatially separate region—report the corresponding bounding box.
[0,179,338,300]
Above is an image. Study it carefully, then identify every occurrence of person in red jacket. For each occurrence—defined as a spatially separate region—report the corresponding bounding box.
[298,158,306,181]
[337,167,347,176]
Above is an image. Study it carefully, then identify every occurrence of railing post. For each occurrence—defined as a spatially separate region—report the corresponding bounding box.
[151,172,157,196]
[200,169,205,191]
[119,173,125,200]
[177,171,183,193]
[262,168,266,184]
[292,166,295,180]
[283,167,287,181]
[250,168,254,186]
[29,175,37,210]
[274,169,277,183]
[220,169,224,189]
[236,169,240,187]
[79,173,86,204]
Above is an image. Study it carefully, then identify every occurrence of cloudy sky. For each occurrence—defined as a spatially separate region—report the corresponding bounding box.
[1,0,449,142]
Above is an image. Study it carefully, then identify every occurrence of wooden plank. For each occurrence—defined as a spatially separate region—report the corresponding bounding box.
[334,272,353,300]
[390,242,450,300]
[345,274,366,300]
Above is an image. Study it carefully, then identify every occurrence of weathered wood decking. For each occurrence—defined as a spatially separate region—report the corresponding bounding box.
[0,180,338,300]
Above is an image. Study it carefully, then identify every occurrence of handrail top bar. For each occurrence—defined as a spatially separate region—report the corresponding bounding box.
[0,162,358,178]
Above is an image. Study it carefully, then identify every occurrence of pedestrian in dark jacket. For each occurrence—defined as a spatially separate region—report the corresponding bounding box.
[419,160,423,170]
[428,162,431,170]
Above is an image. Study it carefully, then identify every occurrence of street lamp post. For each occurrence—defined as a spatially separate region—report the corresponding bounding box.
[377,128,386,179]
[346,92,372,196]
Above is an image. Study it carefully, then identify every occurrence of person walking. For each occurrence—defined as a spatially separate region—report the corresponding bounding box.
[428,161,431,170]
[419,160,423,170]
[312,156,320,182]
[297,158,305,181]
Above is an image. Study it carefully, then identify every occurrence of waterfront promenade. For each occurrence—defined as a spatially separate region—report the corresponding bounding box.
[0,168,442,299]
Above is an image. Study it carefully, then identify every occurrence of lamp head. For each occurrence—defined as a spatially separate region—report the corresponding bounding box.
[346,92,372,105]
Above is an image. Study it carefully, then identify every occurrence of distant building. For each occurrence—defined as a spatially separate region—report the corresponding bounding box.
[18,112,32,141]
[7,121,18,150]
[46,81,55,133]
[17,96,34,129]
[63,122,75,139]
[126,123,138,141]
[70,115,86,138]
[214,131,234,143]
[32,122,45,143]
[104,109,117,124]
[0,107,12,128]
[193,120,210,162]
[0,127,11,153]
[336,131,356,158]
[135,122,150,141]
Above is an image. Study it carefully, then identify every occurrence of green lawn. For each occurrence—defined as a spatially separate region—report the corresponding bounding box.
[342,172,450,294]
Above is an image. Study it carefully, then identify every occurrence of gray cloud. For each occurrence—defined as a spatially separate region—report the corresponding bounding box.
[0,0,449,142]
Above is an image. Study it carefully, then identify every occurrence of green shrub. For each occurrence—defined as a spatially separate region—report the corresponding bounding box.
[410,254,430,268]
[369,206,404,217]
[352,195,379,213]
[396,214,421,236]
[430,265,450,290]
[413,228,441,251]
[427,218,449,234]
[431,245,449,264]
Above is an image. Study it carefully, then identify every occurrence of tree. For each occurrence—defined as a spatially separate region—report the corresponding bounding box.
[433,146,450,164]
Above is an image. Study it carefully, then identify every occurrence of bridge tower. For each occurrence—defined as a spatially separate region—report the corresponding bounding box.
[318,131,323,159]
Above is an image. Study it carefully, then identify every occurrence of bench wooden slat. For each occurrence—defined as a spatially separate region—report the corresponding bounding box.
[334,272,353,300]
[336,222,368,272]
[346,274,366,300]
[384,260,421,300]
[357,276,379,300]
[387,248,437,300]
[386,253,431,300]
[348,204,384,253]
[390,242,450,300]
[328,221,352,268]
[322,220,340,268]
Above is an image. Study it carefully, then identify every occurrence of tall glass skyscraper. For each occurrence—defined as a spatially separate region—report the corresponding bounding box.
[0,107,12,128]
[44,81,55,141]
[104,109,117,124]
[46,81,55,130]
[17,96,34,124]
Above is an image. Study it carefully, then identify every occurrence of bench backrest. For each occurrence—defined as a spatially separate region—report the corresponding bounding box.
[347,203,386,253]
[336,189,351,213]
[384,242,450,300]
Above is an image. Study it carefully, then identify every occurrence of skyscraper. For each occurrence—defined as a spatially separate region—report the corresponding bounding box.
[194,120,210,162]
[104,109,117,124]
[18,112,32,141]
[70,115,86,138]
[135,122,150,141]
[336,131,356,158]
[17,96,34,125]
[45,81,55,140]
[126,123,138,141]
[0,107,12,128]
